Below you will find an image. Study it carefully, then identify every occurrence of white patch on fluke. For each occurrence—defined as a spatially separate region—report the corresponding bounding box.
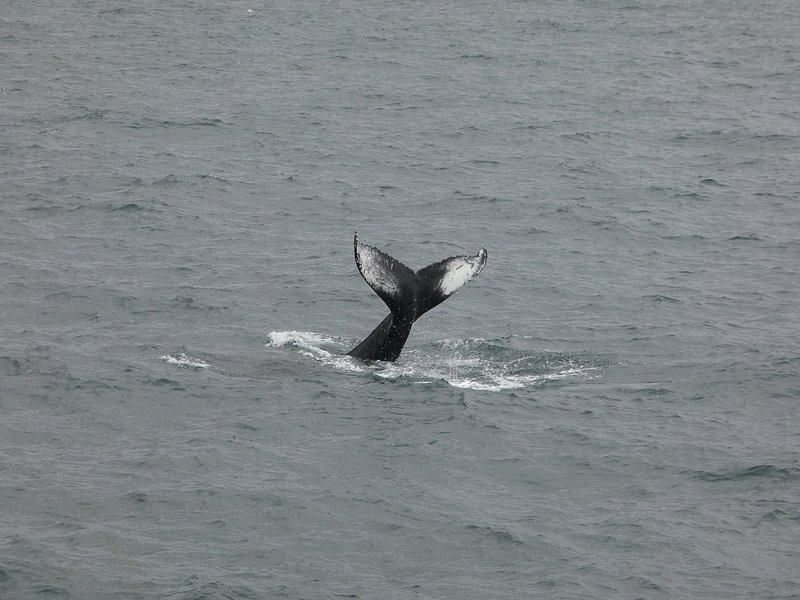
[355,240,400,297]
[438,248,487,296]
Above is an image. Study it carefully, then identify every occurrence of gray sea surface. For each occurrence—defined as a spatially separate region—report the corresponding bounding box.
[2,0,799,598]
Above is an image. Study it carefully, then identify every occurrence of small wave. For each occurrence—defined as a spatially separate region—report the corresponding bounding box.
[195,173,230,183]
[266,330,340,354]
[644,294,681,303]
[153,174,179,186]
[126,117,226,129]
[465,524,524,546]
[266,331,366,373]
[68,109,107,122]
[267,331,600,391]
[165,577,260,600]
[159,353,211,369]
[109,202,146,212]
[727,232,761,241]
[758,509,800,524]
[164,296,226,314]
[691,464,800,482]
[0,357,21,376]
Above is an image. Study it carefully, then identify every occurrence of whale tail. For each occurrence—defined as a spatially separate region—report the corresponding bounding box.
[348,232,487,362]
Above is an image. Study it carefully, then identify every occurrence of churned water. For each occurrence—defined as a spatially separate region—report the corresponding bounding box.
[1,0,799,598]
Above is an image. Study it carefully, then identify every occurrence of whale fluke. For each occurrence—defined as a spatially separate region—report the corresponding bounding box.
[348,232,487,362]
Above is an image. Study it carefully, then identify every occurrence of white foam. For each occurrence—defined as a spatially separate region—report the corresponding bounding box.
[267,330,367,373]
[445,367,597,391]
[160,353,210,369]
[267,331,599,391]
[367,350,597,391]
[266,330,337,350]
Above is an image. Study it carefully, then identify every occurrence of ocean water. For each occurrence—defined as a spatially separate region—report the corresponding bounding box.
[1,0,799,598]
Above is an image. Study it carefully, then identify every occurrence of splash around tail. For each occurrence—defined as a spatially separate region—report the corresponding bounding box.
[348,232,487,362]
[267,331,601,391]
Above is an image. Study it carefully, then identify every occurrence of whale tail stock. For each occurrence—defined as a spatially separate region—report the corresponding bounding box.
[347,232,487,362]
